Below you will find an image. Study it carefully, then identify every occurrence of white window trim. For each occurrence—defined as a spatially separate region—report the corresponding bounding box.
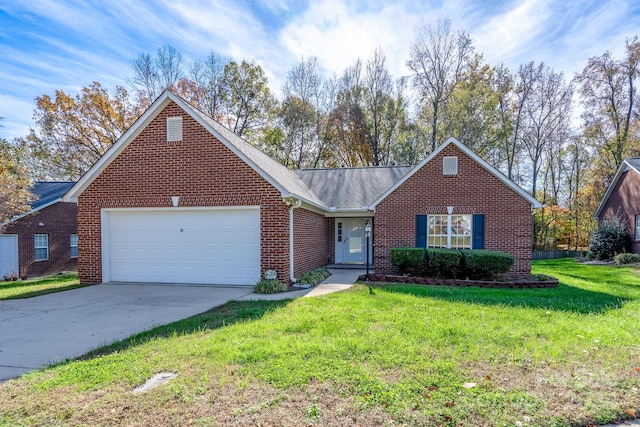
[70,234,78,258]
[427,214,472,249]
[635,215,640,241]
[34,234,49,261]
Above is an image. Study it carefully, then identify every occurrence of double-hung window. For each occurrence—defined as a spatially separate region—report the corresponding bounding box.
[34,234,49,261]
[635,215,640,241]
[427,214,472,249]
[70,234,78,258]
[417,214,483,249]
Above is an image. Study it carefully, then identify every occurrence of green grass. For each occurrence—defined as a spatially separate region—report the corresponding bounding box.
[0,259,639,426]
[0,273,86,300]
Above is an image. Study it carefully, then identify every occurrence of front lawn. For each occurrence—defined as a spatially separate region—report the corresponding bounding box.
[0,273,85,300]
[0,259,638,426]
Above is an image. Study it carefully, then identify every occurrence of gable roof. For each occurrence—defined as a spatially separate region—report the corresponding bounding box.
[370,137,542,208]
[63,91,539,213]
[594,158,640,219]
[2,181,76,226]
[296,166,412,209]
[63,90,324,208]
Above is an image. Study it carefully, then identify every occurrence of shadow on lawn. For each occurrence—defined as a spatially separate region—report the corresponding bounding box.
[82,299,290,359]
[380,283,629,314]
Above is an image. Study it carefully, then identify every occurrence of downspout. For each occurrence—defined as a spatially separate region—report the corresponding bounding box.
[286,197,302,283]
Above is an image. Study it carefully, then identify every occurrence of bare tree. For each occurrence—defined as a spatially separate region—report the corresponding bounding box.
[130,44,183,106]
[575,37,639,175]
[188,51,230,120]
[521,63,573,198]
[407,20,474,151]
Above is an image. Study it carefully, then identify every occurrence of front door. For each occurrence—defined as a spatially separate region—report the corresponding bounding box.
[335,219,372,264]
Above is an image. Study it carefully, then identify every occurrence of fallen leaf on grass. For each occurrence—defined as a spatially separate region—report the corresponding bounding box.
[634,367,640,371]
[463,382,476,388]
[485,375,491,380]
[428,386,439,391]
[445,401,456,408]
[625,408,636,418]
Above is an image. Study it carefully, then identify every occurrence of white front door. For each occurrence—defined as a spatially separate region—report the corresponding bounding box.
[0,235,19,277]
[335,219,372,264]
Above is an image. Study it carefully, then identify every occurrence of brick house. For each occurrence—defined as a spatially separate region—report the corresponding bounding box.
[595,158,640,253]
[63,90,541,286]
[0,182,77,279]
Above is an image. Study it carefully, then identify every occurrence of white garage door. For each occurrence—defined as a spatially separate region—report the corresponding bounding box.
[104,208,260,285]
[0,235,19,278]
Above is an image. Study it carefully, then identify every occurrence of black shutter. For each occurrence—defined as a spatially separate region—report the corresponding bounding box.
[416,215,427,248]
[472,214,485,249]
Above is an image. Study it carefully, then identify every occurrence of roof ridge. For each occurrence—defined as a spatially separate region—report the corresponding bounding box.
[297,165,412,171]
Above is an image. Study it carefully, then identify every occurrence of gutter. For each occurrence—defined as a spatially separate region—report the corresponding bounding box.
[284,196,302,283]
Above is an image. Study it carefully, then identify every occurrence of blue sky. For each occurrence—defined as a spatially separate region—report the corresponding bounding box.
[1,0,639,141]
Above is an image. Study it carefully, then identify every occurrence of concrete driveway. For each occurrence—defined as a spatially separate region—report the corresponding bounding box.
[0,283,252,381]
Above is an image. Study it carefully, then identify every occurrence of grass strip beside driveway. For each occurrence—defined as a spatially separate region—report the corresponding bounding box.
[0,259,639,426]
[0,273,87,300]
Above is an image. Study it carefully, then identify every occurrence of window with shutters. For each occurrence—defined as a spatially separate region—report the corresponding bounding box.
[417,214,481,250]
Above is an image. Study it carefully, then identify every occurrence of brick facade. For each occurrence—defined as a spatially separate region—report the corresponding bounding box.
[1,202,77,278]
[597,169,640,253]
[375,144,534,274]
[77,101,292,284]
[293,208,331,277]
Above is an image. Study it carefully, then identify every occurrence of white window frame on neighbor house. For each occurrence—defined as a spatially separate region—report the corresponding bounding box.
[635,215,640,241]
[427,214,472,249]
[70,234,78,258]
[34,234,49,261]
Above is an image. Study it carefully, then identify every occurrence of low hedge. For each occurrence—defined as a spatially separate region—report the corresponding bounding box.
[254,279,287,294]
[426,248,462,278]
[614,253,640,265]
[462,250,514,279]
[390,247,425,274]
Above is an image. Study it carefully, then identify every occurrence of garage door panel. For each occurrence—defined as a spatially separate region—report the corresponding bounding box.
[106,208,260,285]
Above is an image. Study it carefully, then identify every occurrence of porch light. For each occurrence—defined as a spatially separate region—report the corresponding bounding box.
[365,220,372,281]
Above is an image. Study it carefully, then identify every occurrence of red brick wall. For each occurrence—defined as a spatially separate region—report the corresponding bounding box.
[293,208,330,277]
[598,170,640,253]
[375,144,534,274]
[77,101,290,284]
[2,202,77,278]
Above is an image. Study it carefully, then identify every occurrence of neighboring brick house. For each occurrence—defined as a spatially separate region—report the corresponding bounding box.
[63,90,541,286]
[0,182,77,279]
[595,158,640,253]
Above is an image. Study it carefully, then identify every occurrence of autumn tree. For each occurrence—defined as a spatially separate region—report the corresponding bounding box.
[219,60,278,142]
[407,20,474,151]
[276,57,326,168]
[17,82,139,180]
[0,135,33,223]
[575,37,640,184]
[185,51,230,121]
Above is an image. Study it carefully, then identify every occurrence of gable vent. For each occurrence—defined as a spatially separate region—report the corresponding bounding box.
[443,156,458,175]
[166,117,183,142]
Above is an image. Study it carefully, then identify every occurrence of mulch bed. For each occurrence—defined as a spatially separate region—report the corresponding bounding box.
[358,274,559,288]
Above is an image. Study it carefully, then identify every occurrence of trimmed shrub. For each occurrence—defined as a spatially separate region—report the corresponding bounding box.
[426,248,462,278]
[614,253,640,265]
[589,217,630,260]
[390,247,425,274]
[296,267,331,285]
[254,279,287,294]
[462,250,515,280]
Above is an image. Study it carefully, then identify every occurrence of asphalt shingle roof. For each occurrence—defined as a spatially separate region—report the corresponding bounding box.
[295,166,412,209]
[30,182,75,210]
[626,158,640,171]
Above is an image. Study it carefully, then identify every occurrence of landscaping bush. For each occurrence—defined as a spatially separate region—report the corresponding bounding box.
[462,250,515,279]
[614,253,640,265]
[296,267,331,285]
[254,279,287,294]
[426,248,462,278]
[589,217,630,260]
[390,247,425,274]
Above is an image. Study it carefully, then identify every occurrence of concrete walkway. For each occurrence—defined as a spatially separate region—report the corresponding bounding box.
[238,268,361,301]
